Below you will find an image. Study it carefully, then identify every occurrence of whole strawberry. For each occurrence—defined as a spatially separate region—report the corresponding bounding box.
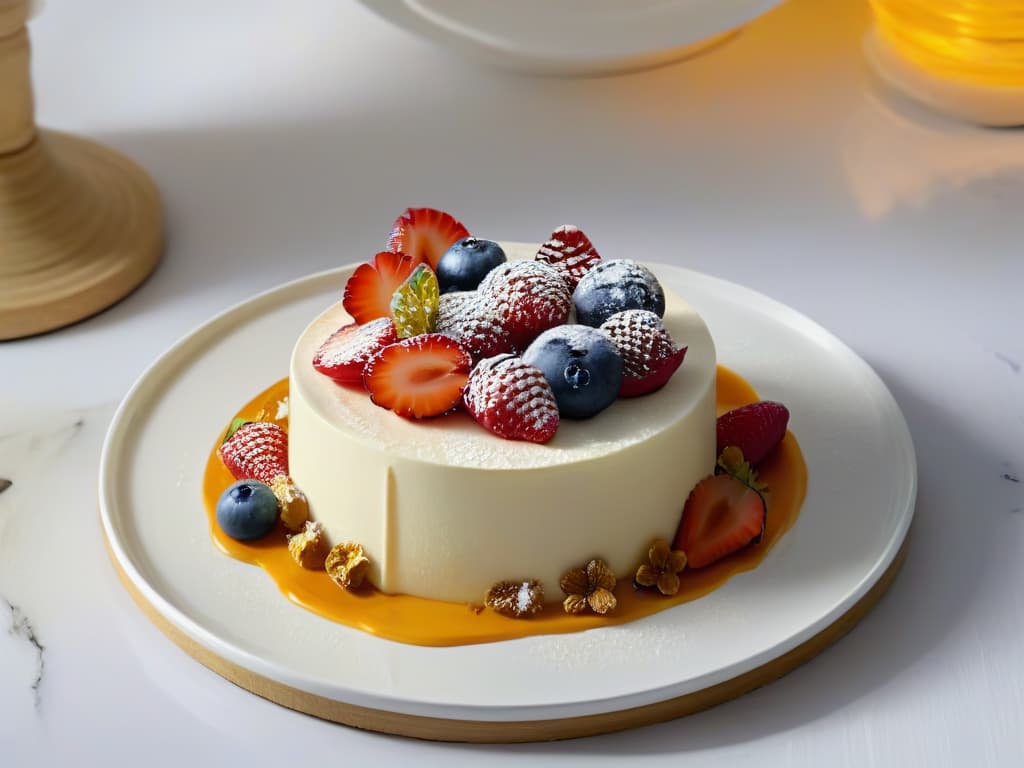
[463,355,559,443]
[535,225,601,289]
[478,261,572,350]
[716,401,790,465]
[219,420,289,484]
[600,309,687,397]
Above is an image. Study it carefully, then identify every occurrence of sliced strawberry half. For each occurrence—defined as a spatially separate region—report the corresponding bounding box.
[342,251,418,325]
[716,401,790,465]
[363,334,472,419]
[673,448,767,569]
[386,208,470,270]
[312,318,398,384]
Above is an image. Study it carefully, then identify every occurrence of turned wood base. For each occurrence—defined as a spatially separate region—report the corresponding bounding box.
[0,129,163,340]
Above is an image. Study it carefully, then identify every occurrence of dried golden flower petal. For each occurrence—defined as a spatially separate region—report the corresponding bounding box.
[270,475,309,533]
[586,559,617,593]
[325,541,370,590]
[559,567,588,597]
[563,594,589,615]
[561,558,619,615]
[287,521,327,570]
[649,539,671,570]
[588,587,617,615]
[635,564,659,588]
[634,539,687,597]
[485,580,544,618]
[667,549,687,573]
[656,571,680,597]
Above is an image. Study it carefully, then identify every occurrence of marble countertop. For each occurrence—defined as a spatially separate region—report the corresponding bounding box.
[3,0,1022,765]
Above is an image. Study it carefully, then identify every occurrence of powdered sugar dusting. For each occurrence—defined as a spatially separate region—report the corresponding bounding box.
[291,255,716,470]
[516,581,533,613]
[275,397,290,420]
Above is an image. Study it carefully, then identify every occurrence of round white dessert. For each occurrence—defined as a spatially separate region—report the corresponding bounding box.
[288,245,717,604]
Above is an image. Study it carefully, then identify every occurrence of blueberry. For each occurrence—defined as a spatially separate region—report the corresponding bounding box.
[572,260,665,327]
[216,480,279,541]
[436,237,507,293]
[522,325,623,419]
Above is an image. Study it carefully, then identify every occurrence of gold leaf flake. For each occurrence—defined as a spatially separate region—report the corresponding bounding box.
[287,521,327,570]
[270,475,309,533]
[485,580,544,618]
[325,541,370,590]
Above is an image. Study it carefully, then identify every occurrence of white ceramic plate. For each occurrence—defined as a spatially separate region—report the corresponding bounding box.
[358,0,784,75]
[99,262,915,722]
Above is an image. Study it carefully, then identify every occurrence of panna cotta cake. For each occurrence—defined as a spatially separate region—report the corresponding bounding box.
[288,243,716,604]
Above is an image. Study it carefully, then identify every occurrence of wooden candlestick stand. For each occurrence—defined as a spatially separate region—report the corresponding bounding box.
[0,1,162,340]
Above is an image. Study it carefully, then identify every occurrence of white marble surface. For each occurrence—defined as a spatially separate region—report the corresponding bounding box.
[2,0,1023,764]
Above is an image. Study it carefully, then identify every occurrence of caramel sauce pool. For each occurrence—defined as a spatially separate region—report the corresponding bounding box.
[203,367,807,646]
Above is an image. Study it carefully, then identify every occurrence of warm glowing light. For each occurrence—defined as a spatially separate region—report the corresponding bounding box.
[870,0,1024,86]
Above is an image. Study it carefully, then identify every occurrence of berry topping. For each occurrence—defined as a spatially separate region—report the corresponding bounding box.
[216,480,280,541]
[478,260,572,349]
[673,448,767,569]
[573,259,665,328]
[343,251,418,325]
[363,334,472,419]
[522,325,623,420]
[386,207,470,269]
[716,401,790,465]
[436,237,507,293]
[435,291,515,360]
[312,317,398,384]
[463,355,560,443]
[535,225,602,289]
[219,420,289,485]
[390,263,440,338]
[599,309,687,397]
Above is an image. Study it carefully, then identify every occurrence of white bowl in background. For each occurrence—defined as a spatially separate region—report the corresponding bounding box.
[358,0,784,76]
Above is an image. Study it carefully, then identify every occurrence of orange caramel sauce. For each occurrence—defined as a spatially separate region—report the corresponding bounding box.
[203,367,807,646]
